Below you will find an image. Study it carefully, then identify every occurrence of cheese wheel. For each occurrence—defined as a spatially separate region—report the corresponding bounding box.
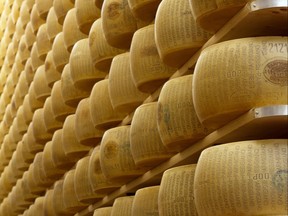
[11,180,31,210]
[14,19,25,44]
[30,4,45,33]
[130,102,175,167]
[90,79,126,130]
[53,0,74,25]
[89,18,125,72]
[10,119,22,144]
[70,38,106,91]
[43,97,63,133]
[45,51,61,88]
[44,189,57,216]
[6,15,15,39]
[100,125,146,184]
[26,163,46,194]
[24,58,34,85]
[62,114,91,158]
[30,42,44,72]
[63,170,88,212]
[61,64,90,107]
[28,82,44,112]
[30,197,45,216]
[130,24,175,93]
[101,0,138,49]
[18,35,30,64]
[16,106,28,135]
[46,7,62,43]
[11,1,20,23]
[51,80,76,122]
[75,156,105,203]
[52,32,70,73]
[75,98,104,146]
[109,52,149,113]
[75,0,101,34]
[21,171,38,201]
[194,139,288,215]
[63,8,87,52]
[36,24,52,60]
[52,180,72,216]
[6,43,16,67]
[93,207,113,216]
[132,186,160,216]
[189,0,248,33]
[12,141,29,171]
[88,146,121,193]
[35,0,53,19]
[155,0,212,68]
[33,65,51,102]
[193,36,288,130]
[22,95,33,125]
[24,22,36,50]
[20,2,30,28]
[128,0,160,22]
[17,71,29,99]
[21,134,35,163]
[111,196,134,216]
[26,122,44,153]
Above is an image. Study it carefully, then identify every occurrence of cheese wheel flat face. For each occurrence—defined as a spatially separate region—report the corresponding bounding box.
[93,207,113,216]
[194,139,288,216]
[193,36,288,130]
[155,0,212,68]
[128,0,160,22]
[111,196,134,216]
[158,164,198,216]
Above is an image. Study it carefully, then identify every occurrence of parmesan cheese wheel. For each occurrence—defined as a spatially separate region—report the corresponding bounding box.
[111,196,134,216]
[45,51,61,88]
[93,207,113,216]
[33,65,52,102]
[75,156,105,203]
[26,164,46,194]
[20,2,30,28]
[43,97,63,133]
[17,71,29,99]
[62,114,91,158]
[46,7,62,43]
[63,8,87,52]
[89,18,125,72]
[157,75,209,151]
[22,95,33,125]
[189,0,249,33]
[25,0,35,12]
[28,82,44,112]
[14,19,25,44]
[100,125,147,184]
[60,64,90,107]
[52,32,70,73]
[130,102,175,167]
[12,141,29,171]
[128,0,160,22]
[194,139,288,216]
[63,170,88,212]
[52,180,72,216]
[75,0,101,34]
[130,24,176,93]
[51,80,76,122]
[18,35,30,64]
[44,189,57,216]
[108,52,149,113]
[30,197,45,216]
[158,164,198,216]
[132,186,160,216]
[30,4,45,33]
[21,134,35,163]
[101,0,138,49]
[11,1,20,23]
[36,24,52,60]
[16,106,28,135]
[26,122,44,153]
[30,42,44,72]
[24,58,34,85]
[6,15,15,39]
[155,0,212,68]
[70,38,106,91]
[88,146,121,193]
[35,0,53,19]
[6,43,16,67]
[75,98,104,146]
[193,36,288,130]
[24,23,36,50]
[10,119,22,144]
[90,79,126,130]
[53,0,74,25]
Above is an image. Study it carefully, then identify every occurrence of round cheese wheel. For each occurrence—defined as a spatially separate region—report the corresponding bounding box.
[89,18,125,72]
[52,32,70,73]
[130,102,175,167]
[158,164,198,216]
[17,71,29,99]
[109,52,148,114]
[21,134,35,163]
[88,146,121,193]
[130,24,175,93]
[100,125,146,184]
[53,0,74,25]
[52,180,72,215]
[18,35,30,64]
[194,139,288,215]
[90,79,126,130]
[155,0,212,68]
[75,156,105,203]
[193,36,288,130]
[16,106,28,135]
[26,163,46,194]
[63,8,87,52]
[157,75,209,151]
[11,1,20,23]
[6,43,16,67]
[63,170,88,212]
[128,0,160,22]
[30,42,44,72]
[101,0,138,49]
[62,114,91,158]
[22,94,33,125]
[30,4,45,33]
[132,186,160,216]
[43,97,63,133]
[75,0,101,34]
[28,82,44,112]
[111,196,134,216]
[27,121,45,153]
[46,7,62,43]
[36,24,52,60]
[20,2,30,28]
[10,119,22,144]
[45,51,61,88]
[24,58,35,85]
[93,207,113,216]
[30,197,45,216]
[14,19,25,44]
[44,189,57,216]
[35,0,53,19]
[12,141,29,171]
[24,22,36,50]
[50,80,76,122]
[70,38,106,91]
[75,98,104,146]
[189,0,248,33]
[25,0,35,12]
[33,65,52,102]
[6,15,15,39]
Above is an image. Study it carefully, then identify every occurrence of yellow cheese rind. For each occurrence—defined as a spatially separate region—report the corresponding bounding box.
[194,139,288,216]
[52,32,70,73]
[128,0,160,22]
[53,0,74,25]
[93,207,113,216]
[43,97,63,133]
[45,51,61,88]
[33,65,51,102]
[46,7,62,43]
[111,196,134,216]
